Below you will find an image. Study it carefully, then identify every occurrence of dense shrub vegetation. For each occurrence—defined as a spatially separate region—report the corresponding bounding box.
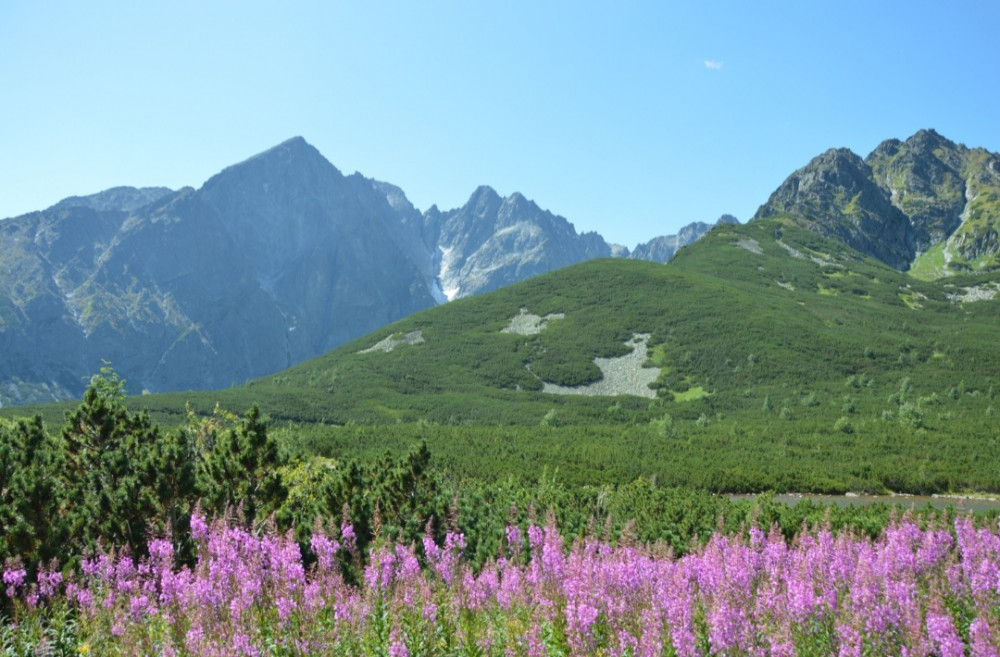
[2,372,996,596]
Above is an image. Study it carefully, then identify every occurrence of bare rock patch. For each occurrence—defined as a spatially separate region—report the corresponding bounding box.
[501,308,565,335]
[358,330,425,353]
[540,333,660,399]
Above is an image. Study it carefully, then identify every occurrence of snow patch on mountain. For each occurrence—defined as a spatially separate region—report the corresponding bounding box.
[437,245,462,302]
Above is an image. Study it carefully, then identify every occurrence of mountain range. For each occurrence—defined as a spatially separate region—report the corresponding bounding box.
[115,205,1000,495]
[0,138,723,405]
[3,129,998,407]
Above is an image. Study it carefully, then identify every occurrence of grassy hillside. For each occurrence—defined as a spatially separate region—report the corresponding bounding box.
[9,216,1000,493]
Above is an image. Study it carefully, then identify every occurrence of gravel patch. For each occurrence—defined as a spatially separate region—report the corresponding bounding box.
[947,283,1000,303]
[776,240,803,259]
[358,330,425,353]
[501,308,565,335]
[735,238,763,254]
[541,333,660,398]
[777,240,841,268]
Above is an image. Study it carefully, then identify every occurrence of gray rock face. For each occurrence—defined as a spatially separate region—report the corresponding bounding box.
[426,186,612,299]
[0,138,437,404]
[755,148,917,269]
[867,129,1000,265]
[628,215,737,263]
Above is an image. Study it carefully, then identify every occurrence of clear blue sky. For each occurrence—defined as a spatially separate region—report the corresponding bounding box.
[3,1,999,248]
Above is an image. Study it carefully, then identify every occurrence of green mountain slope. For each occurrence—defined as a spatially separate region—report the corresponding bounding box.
[149,217,991,418]
[10,215,1000,493]
[61,217,990,493]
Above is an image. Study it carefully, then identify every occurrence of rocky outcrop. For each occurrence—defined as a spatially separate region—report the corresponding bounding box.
[754,148,916,270]
[755,129,1000,273]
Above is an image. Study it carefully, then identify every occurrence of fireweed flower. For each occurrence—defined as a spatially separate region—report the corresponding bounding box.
[970,617,1000,657]
[340,523,357,553]
[310,533,339,572]
[5,513,1000,655]
[927,609,966,657]
[2,564,27,597]
[506,524,523,558]
[190,511,209,540]
[36,565,62,599]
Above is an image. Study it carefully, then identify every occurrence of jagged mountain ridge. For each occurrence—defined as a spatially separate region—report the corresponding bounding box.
[629,214,738,263]
[755,129,1000,274]
[0,137,717,405]
[425,186,612,300]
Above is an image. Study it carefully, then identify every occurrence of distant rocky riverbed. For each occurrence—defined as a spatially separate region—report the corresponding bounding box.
[730,493,1000,513]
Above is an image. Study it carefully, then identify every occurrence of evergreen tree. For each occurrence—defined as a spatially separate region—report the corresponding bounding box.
[60,368,196,558]
[200,405,286,527]
[0,415,63,567]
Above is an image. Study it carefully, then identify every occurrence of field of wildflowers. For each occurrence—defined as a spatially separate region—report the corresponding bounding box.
[3,510,1000,656]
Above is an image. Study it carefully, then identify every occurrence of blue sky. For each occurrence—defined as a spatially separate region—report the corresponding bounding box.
[2,1,999,248]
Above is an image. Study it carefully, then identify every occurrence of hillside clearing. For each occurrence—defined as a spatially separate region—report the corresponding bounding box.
[500,308,565,335]
[540,333,659,398]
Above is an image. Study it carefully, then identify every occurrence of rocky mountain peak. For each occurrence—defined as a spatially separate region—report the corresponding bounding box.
[756,148,874,215]
[428,186,612,299]
[468,186,504,218]
[627,216,735,264]
[755,146,915,269]
[756,129,1000,273]
[256,135,318,162]
[906,128,951,153]
[866,130,971,251]
[200,137,341,203]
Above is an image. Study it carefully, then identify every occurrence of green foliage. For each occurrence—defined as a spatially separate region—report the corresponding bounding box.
[540,409,561,427]
[898,402,925,429]
[1,370,274,573]
[833,417,855,434]
[276,442,449,581]
[3,368,1000,593]
[60,368,176,557]
[0,415,62,567]
[199,405,285,527]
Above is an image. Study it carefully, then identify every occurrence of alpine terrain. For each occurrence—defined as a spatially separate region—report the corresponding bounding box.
[0,138,716,405]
